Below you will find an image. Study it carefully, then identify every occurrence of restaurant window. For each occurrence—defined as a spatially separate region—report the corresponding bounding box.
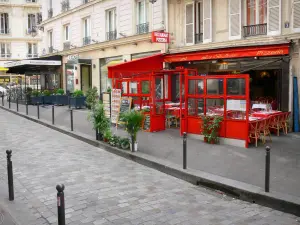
[129,81,138,94]
[188,79,204,95]
[122,81,128,94]
[188,98,204,116]
[0,13,9,34]
[66,64,75,93]
[207,79,223,95]
[227,78,245,95]
[206,99,224,116]
[226,99,247,120]
[141,80,150,94]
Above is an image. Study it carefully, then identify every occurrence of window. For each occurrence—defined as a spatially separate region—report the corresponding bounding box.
[48,0,53,18]
[106,8,117,40]
[136,0,149,34]
[64,24,69,41]
[27,14,36,34]
[0,13,9,34]
[27,43,38,58]
[0,43,10,58]
[48,30,53,53]
[61,0,70,12]
[26,0,37,3]
[83,18,91,45]
[195,1,203,43]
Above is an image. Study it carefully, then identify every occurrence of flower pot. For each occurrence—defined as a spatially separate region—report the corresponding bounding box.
[130,142,138,152]
[97,132,103,141]
[204,137,208,143]
[103,138,108,142]
[31,96,43,105]
[43,95,55,104]
[70,96,86,109]
[55,95,68,105]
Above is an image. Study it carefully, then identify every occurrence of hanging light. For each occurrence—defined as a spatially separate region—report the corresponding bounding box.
[260,71,270,78]
[149,0,157,4]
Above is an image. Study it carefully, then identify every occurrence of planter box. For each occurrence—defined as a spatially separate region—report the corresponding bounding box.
[70,96,86,109]
[43,95,55,104]
[31,96,43,105]
[55,95,69,105]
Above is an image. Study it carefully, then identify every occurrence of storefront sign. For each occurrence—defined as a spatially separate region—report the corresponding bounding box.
[67,54,79,61]
[164,44,289,62]
[4,60,61,67]
[111,89,122,124]
[151,31,170,43]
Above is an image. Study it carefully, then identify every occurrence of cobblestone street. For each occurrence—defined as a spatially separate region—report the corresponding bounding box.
[0,109,299,225]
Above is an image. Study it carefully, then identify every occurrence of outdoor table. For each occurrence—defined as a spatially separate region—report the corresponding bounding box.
[251,110,282,118]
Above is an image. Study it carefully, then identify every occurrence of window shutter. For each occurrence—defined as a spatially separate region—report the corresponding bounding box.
[229,0,241,40]
[185,2,194,45]
[203,0,212,43]
[267,0,281,35]
[293,0,300,32]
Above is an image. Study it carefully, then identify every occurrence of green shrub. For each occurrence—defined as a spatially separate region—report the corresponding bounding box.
[31,90,41,97]
[103,129,112,141]
[72,90,84,97]
[120,110,144,143]
[85,87,98,109]
[88,102,110,135]
[120,138,130,150]
[109,135,121,147]
[43,90,51,96]
[56,89,64,95]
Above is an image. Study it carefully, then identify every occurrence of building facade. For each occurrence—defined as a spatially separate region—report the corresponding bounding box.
[0,0,42,67]
[40,0,167,94]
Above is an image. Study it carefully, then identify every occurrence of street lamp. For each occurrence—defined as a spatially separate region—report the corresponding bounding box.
[149,0,157,4]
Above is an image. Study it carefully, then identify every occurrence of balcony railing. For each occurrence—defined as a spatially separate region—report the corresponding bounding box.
[195,33,203,44]
[0,28,10,35]
[49,46,53,53]
[27,53,38,58]
[61,0,70,12]
[136,22,149,34]
[26,0,37,3]
[243,23,267,37]
[1,53,11,58]
[0,0,9,3]
[106,30,117,41]
[63,41,70,50]
[83,36,91,46]
[26,27,37,35]
[82,0,89,4]
[48,8,53,19]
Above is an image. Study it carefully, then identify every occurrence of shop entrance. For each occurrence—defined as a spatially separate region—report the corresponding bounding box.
[81,65,91,93]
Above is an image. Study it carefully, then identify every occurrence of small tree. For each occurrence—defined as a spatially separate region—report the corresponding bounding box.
[85,87,98,109]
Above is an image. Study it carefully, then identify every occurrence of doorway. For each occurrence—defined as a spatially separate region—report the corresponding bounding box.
[81,65,91,93]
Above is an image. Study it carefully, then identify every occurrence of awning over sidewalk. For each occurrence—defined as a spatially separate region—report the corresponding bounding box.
[108,53,164,79]
[164,44,290,63]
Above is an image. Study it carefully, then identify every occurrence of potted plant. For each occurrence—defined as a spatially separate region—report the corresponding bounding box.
[109,135,121,147]
[31,90,43,105]
[88,102,110,141]
[121,110,144,152]
[103,129,112,142]
[120,138,130,150]
[43,90,55,104]
[55,89,68,105]
[70,90,86,109]
[85,87,98,109]
[201,115,223,144]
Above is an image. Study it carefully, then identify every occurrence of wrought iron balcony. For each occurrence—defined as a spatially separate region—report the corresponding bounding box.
[82,0,89,4]
[243,23,267,37]
[106,30,117,41]
[1,53,11,58]
[195,33,203,44]
[61,0,70,12]
[63,41,71,50]
[0,28,10,35]
[136,22,149,34]
[26,27,37,35]
[83,36,91,46]
[48,46,53,53]
[27,53,38,58]
[48,8,53,19]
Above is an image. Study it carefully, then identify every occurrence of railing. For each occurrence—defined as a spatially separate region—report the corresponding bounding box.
[0,0,9,3]
[83,36,91,46]
[48,8,53,19]
[106,30,117,41]
[0,28,10,35]
[49,46,53,53]
[27,53,38,58]
[195,33,203,44]
[243,23,267,37]
[63,41,70,50]
[0,53,11,58]
[82,0,89,4]
[26,0,37,3]
[26,27,37,35]
[136,22,149,34]
[61,0,70,12]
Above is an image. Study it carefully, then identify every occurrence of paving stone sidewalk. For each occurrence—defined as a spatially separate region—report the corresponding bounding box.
[3,101,300,198]
[1,109,300,225]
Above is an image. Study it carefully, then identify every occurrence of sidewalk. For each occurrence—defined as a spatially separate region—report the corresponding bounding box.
[3,101,300,199]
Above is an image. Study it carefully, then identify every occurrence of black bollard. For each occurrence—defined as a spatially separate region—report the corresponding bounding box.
[6,150,14,201]
[183,132,187,169]
[1,95,3,106]
[8,97,10,109]
[26,101,28,115]
[70,109,73,131]
[52,105,55,125]
[56,184,65,225]
[265,146,271,192]
[37,103,40,119]
[96,129,99,140]
[16,98,19,112]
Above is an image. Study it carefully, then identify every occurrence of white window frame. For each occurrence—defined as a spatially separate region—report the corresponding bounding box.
[229,0,242,40]
[28,14,36,32]
[244,0,267,26]
[106,8,116,32]
[27,43,38,58]
[266,0,281,36]
[195,0,203,41]
[83,17,91,38]
[292,0,300,32]
[0,13,9,34]
[136,0,147,25]
[64,24,70,41]
[48,30,53,47]
[0,42,10,58]
[185,2,194,46]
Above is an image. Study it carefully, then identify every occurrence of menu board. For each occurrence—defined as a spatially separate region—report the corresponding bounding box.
[142,114,151,131]
[102,93,111,119]
[227,99,246,111]
[117,97,132,124]
[111,89,121,124]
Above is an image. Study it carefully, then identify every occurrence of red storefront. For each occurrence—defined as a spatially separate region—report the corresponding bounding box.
[108,44,290,148]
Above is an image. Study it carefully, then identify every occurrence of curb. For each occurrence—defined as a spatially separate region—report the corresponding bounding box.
[1,105,300,217]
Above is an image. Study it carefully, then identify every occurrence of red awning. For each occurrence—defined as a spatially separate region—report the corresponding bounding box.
[164,44,290,63]
[108,53,164,79]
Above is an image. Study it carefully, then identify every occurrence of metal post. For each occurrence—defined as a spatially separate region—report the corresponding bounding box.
[183,132,187,169]
[265,146,271,192]
[16,97,19,112]
[1,95,4,106]
[37,103,40,119]
[6,150,14,201]
[9,97,10,109]
[26,101,28,115]
[70,109,73,131]
[56,184,65,225]
[52,105,55,125]
[96,129,99,140]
